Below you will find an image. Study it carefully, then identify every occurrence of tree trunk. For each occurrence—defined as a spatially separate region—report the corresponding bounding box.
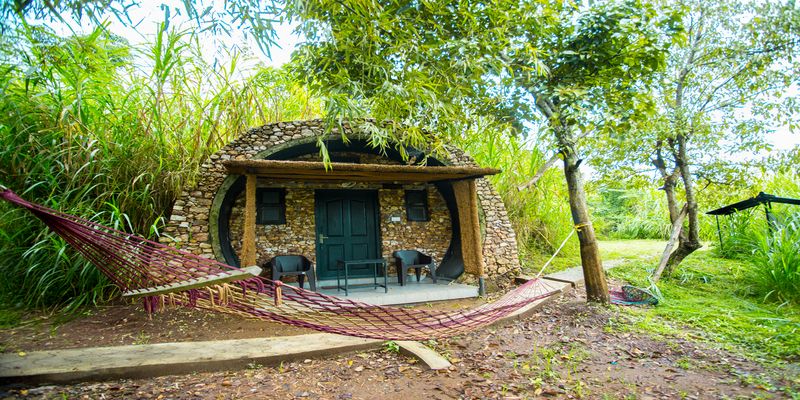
[660,166,689,271]
[652,204,687,282]
[537,96,609,303]
[562,145,610,303]
[653,140,681,224]
[664,134,702,273]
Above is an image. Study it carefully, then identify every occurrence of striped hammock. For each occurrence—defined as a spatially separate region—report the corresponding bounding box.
[1,190,561,340]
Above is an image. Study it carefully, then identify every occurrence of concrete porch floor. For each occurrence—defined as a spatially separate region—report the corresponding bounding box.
[312,277,480,305]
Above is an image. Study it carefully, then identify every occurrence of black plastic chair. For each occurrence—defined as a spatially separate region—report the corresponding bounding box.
[266,255,317,291]
[392,250,437,286]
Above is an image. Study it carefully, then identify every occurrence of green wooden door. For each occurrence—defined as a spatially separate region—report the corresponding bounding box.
[315,190,380,280]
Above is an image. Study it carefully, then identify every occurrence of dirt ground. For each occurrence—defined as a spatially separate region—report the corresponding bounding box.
[0,301,311,352]
[1,286,798,399]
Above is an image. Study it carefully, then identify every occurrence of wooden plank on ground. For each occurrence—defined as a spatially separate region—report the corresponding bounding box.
[396,341,452,370]
[0,333,381,384]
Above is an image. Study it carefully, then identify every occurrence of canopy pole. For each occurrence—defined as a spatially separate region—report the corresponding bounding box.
[242,174,257,267]
[715,215,723,253]
[764,202,773,234]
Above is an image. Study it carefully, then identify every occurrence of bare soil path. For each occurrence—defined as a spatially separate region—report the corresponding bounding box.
[2,284,796,399]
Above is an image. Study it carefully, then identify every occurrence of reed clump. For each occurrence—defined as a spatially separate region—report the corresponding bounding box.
[0,25,319,309]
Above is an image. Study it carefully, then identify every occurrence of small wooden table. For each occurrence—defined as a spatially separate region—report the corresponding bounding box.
[336,258,388,296]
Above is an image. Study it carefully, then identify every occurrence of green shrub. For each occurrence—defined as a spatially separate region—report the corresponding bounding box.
[749,212,800,305]
[592,187,670,240]
[714,209,760,259]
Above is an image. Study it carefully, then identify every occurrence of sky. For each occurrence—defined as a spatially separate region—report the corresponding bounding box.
[49,0,799,153]
[55,0,300,69]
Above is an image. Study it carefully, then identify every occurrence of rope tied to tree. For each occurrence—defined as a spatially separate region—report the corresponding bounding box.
[574,222,591,232]
[534,228,577,279]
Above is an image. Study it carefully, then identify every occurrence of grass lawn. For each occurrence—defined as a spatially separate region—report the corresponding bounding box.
[598,239,668,260]
[527,239,668,275]
[534,239,798,365]
[607,246,800,364]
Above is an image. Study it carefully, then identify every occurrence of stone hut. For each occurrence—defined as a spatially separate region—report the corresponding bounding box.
[160,120,521,294]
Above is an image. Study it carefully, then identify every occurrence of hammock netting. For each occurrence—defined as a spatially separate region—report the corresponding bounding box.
[1,190,565,341]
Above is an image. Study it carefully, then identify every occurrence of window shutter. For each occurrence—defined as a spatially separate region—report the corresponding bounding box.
[405,190,429,222]
[256,188,286,225]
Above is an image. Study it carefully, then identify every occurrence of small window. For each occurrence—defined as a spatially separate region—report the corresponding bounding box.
[405,190,429,222]
[256,188,286,225]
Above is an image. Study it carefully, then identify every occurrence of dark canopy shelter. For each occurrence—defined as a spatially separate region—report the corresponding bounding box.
[706,192,800,250]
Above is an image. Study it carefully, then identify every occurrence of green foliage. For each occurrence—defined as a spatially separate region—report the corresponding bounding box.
[513,0,679,132]
[709,171,800,258]
[750,212,800,305]
[608,250,800,361]
[0,24,319,309]
[289,0,535,158]
[383,341,400,353]
[713,210,759,259]
[703,173,800,304]
[592,188,671,240]
[2,0,284,55]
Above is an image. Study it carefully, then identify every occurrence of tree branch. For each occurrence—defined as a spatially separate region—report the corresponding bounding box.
[518,152,561,191]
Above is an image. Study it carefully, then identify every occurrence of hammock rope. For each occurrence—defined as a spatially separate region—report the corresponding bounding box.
[1,190,562,340]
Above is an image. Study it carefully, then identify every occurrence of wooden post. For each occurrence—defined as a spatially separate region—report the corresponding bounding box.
[453,179,487,296]
[242,174,257,267]
[468,180,487,296]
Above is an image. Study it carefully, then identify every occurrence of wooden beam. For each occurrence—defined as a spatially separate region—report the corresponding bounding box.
[467,179,485,279]
[221,159,500,184]
[242,174,258,267]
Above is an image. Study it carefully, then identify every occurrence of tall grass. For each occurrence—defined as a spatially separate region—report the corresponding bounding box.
[0,24,319,310]
[714,210,759,259]
[457,128,579,273]
[749,212,800,305]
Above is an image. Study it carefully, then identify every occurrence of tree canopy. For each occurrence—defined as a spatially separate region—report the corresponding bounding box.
[591,0,800,271]
[1,0,798,305]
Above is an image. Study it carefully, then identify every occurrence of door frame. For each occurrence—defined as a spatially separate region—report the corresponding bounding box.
[314,189,382,280]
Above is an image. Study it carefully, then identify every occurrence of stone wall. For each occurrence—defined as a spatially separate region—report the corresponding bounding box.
[159,119,521,285]
[228,188,317,267]
[377,186,451,262]
[226,181,452,268]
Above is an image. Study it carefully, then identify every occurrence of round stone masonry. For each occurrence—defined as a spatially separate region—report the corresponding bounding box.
[159,119,521,286]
